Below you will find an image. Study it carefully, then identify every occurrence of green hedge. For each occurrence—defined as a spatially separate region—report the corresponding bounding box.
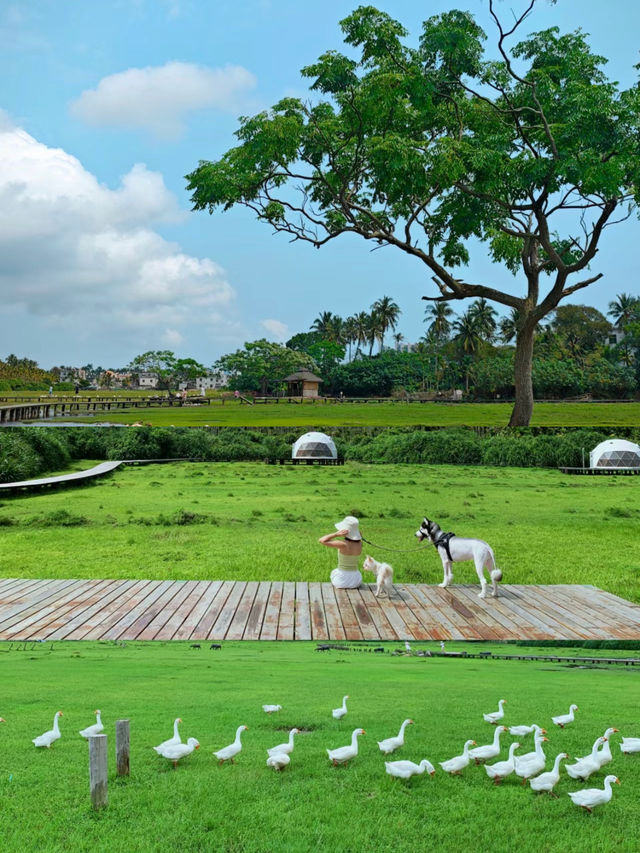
[1,426,639,481]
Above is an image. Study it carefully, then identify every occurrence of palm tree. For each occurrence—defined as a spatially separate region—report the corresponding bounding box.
[367,311,384,356]
[311,311,336,339]
[393,332,404,350]
[453,310,483,392]
[499,308,521,344]
[343,316,357,361]
[371,296,401,351]
[453,311,482,355]
[469,298,497,343]
[608,293,640,328]
[425,302,454,341]
[327,314,344,345]
[352,312,370,357]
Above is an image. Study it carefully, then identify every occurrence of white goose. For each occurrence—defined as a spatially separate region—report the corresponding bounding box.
[509,723,547,738]
[33,711,63,748]
[568,775,620,813]
[385,759,435,779]
[439,740,476,775]
[566,737,606,781]
[327,728,365,765]
[214,725,248,764]
[157,737,200,768]
[576,728,619,768]
[469,726,508,763]
[332,696,349,720]
[267,728,300,757]
[529,751,569,796]
[483,699,507,725]
[377,719,413,755]
[552,704,578,728]
[153,718,182,753]
[516,729,548,765]
[485,741,520,783]
[79,710,104,739]
[266,752,290,771]
[262,705,282,714]
[620,737,640,754]
[514,733,549,782]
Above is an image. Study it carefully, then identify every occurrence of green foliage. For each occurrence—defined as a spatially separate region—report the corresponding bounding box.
[216,339,318,395]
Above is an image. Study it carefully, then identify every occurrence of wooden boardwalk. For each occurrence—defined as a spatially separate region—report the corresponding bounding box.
[0,579,638,641]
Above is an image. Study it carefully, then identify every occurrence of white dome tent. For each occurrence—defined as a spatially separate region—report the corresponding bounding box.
[292,431,337,460]
[590,439,640,469]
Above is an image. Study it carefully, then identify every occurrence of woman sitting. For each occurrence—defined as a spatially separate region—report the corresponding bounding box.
[319,516,362,589]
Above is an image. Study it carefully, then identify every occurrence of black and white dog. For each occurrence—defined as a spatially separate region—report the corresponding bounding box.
[415,518,502,599]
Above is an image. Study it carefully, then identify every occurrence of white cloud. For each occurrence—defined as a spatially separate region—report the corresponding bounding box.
[70,61,257,139]
[0,119,238,356]
[261,319,290,342]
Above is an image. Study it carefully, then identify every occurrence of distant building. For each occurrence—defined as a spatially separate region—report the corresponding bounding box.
[395,342,419,353]
[59,367,87,382]
[138,372,159,389]
[196,372,229,390]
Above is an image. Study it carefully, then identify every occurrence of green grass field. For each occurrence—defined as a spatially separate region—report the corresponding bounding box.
[33,399,640,427]
[0,641,638,853]
[1,461,638,603]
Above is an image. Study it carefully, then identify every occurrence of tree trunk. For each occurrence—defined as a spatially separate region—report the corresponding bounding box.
[509,319,536,426]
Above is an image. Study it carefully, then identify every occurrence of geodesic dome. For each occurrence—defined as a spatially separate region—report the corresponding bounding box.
[590,439,640,469]
[291,431,337,459]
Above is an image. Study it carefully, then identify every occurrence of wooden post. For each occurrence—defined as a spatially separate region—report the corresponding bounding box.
[115,719,130,777]
[89,734,108,809]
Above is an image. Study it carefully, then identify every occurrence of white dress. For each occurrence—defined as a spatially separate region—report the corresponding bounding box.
[330,550,362,589]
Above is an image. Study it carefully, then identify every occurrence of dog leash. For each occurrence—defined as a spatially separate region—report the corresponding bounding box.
[360,536,432,554]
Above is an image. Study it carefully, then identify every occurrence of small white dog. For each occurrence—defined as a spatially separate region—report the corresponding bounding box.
[362,554,394,597]
[415,517,502,599]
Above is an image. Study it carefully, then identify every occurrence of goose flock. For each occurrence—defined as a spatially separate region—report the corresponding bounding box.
[14,695,639,813]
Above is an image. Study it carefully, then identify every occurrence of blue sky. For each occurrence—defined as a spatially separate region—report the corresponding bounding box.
[1,0,639,369]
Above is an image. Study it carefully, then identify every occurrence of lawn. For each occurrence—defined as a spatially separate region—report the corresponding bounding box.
[0,641,638,853]
[0,461,638,603]
[32,399,640,427]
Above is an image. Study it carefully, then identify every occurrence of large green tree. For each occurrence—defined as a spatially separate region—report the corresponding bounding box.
[186,2,640,424]
[215,339,317,395]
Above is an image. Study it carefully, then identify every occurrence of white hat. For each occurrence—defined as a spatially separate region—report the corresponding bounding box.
[335,516,361,540]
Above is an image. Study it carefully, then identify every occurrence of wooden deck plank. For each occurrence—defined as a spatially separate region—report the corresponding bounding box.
[333,588,363,640]
[346,587,379,640]
[320,583,346,640]
[1,580,639,641]
[190,581,234,639]
[124,581,191,641]
[67,580,154,640]
[243,581,272,640]
[276,582,296,640]
[30,579,118,640]
[4,580,106,639]
[356,585,398,640]
[388,586,438,641]
[174,581,221,640]
[100,581,172,641]
[46,580,136,641]
[0,579,79,627]
[295,582,311,641]
[261,582,282,640]
[149,581,203,641]
[308,582,329,641]
[210,582,247,640]
[224,581,259,640]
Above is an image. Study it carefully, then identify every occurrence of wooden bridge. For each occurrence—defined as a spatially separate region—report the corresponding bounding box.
[0,579,638,642]
[0,395,214,423]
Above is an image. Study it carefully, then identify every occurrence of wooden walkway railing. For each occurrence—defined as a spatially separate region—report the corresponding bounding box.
[0,579,638,642]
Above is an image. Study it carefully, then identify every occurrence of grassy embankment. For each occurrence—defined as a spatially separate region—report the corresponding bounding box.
[0,461,638,603]
[37,399,640,427]
[0,641,639,853]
